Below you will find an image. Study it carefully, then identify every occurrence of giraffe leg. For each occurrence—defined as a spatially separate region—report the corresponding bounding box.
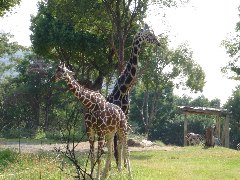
[85,113,96,178]
[89,138,95,178]
[101,135,113,179]
[96,136,104,180]
[123,137,133,180]
[117,136,123,172]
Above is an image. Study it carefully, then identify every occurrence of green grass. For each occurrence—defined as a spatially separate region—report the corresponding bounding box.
[0,150,76,179]
[0,146,239,179]
[0,149,17,171]
[130,146,240,180]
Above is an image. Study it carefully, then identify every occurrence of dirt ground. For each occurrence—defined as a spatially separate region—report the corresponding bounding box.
[0,141,179,154]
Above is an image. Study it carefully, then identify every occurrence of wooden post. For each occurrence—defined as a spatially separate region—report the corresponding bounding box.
[215,116,221,140]
[218,117,221,140]
[184,113,188,146]
[224,115,230,148]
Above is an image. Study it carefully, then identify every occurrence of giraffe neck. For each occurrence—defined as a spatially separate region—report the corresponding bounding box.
[124,32,144,82]
[114,33,144,94]
[63,74,103,110]
[106,32,145,114]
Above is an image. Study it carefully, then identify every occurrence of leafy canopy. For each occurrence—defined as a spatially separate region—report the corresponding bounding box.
[0,0,21,16]
[222,5,240,79]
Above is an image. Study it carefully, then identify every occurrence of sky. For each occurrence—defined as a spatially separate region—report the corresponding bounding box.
[148,0,240,105]
[0,0,240,105]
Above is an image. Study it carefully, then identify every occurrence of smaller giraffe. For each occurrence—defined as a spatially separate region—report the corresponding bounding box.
[52,62,132,180]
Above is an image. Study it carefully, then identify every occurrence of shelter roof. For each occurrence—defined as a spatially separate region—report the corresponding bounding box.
[179,106,230,116]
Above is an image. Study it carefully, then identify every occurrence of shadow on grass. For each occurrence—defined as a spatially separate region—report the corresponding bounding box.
[130,153,153,160]
[202,145,215,150]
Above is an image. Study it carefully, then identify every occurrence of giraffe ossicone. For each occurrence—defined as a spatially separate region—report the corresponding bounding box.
[53,62,133,180]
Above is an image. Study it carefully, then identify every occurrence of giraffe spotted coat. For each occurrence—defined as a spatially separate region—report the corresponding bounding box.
[53,63,132,180]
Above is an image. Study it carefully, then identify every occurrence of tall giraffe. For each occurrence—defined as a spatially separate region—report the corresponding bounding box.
[52,63,132,180]
[107,28,160,163]
[108,28,160,113]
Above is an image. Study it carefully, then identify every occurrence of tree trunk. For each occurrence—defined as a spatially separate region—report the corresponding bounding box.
[143,89,149,138]
[118,36,125,74]
[138,88,162,140]
[33,94,40,131]
[44,88,52,131]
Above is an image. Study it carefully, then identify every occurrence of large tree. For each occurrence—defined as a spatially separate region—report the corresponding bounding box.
[30,0,189,90]
[30,0,116,90]
[0,52,86,137]
[221,5,240,147]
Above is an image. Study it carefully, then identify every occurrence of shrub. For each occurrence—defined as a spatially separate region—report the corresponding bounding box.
[0,149,18,171]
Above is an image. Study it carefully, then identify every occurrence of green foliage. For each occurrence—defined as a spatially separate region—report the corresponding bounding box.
[221,6,240,79]
[0,0,207,146]
[30,1,116,90]
[129,34,205,142]
[0,33,25,79]
[0,33,22,56]
[129,82,176,137]
[0,0,21,16]
[141,35,205,93]
[34,128,46,140]
[130,86,222,145]
[224,85,240,148]
[0,149,17,171]
[0,51,86,139]
[190,95,220,108]
[1,55,52,135]
[31,2,108,58]
[32,3,108,52]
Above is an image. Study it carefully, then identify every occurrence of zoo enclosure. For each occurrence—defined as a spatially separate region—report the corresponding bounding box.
[179,106,231,148]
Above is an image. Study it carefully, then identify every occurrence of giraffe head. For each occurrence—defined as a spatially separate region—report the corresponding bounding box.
[140,29,160,46]
[52,62,75,82]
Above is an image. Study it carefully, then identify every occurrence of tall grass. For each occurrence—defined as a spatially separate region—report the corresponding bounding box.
[0,149,17,171]
[0,146,239,179]
[0,149,75,179]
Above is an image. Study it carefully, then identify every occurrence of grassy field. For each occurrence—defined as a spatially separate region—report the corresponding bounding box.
[130,146,240,180]
[0,146,239,180]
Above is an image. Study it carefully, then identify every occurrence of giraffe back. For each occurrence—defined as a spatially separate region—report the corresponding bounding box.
[85,102,127,137]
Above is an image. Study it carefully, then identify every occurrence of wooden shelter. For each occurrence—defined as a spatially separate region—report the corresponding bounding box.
[179,106,231,148]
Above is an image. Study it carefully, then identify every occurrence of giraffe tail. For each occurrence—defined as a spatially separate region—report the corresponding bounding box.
[114,133,118,166]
